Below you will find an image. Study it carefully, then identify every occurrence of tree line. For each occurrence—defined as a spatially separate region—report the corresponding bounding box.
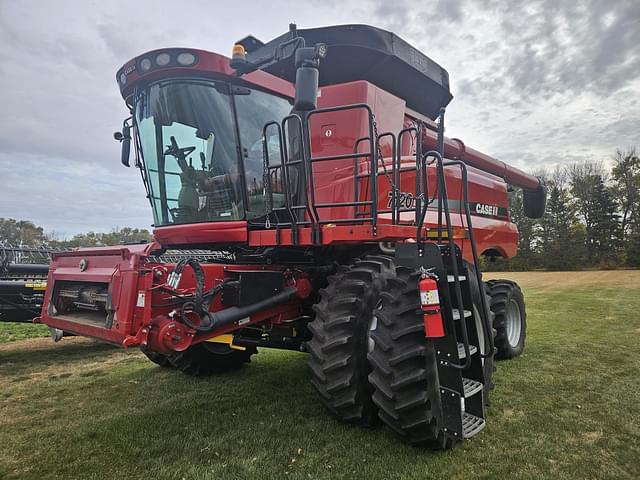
[492,147,640,270]
[0,219,152,249]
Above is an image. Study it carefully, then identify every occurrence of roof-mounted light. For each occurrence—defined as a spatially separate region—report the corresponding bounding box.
[177,52,197,66]
[155,52,171,66]
[230,44,248,71]
[139,57,152,72]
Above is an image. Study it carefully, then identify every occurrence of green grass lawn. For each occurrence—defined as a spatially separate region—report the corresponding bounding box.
[1,271,639,479]
[0,322,49,344]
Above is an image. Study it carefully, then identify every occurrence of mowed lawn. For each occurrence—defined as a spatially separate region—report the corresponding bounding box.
[1,271,639,479]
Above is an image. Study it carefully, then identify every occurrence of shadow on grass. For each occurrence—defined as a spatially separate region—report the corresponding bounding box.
[0,340,120,374]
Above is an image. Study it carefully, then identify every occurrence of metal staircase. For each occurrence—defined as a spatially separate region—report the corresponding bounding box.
[393,107,495,441]
[395,242,489,440]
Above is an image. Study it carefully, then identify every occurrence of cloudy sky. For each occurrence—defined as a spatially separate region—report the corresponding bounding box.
[0,0,638,235]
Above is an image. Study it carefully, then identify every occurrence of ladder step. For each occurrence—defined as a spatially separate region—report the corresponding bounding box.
[462,377,483,398]
[452,309,472,321]
[457,343,478,359]
[447,275,466,282]
[462,412,486,438]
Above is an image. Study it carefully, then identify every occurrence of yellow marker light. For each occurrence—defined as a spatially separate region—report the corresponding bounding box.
[232,44,246,60]
[425,227,468,240]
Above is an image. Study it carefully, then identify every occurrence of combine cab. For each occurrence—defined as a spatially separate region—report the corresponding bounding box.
[37,24,545,447]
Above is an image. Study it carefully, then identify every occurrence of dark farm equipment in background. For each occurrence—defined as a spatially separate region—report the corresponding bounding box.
[37,24,545,447]
[0,245,51,322]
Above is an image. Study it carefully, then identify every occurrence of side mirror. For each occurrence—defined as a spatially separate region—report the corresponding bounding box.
[113,124,132,167]
[294,66,319,111]
[523,184,546,218]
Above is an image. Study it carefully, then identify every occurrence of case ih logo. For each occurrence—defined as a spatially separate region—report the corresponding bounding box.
[474,203,499,216]
[471,202,507,218]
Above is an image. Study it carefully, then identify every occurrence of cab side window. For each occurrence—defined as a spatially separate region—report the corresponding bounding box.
[234,89,292,220]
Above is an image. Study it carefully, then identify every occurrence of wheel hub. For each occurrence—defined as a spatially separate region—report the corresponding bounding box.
[505,299,522,348]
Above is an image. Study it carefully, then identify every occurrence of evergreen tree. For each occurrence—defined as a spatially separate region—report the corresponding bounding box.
[569,162,616,264]
[589,180,621,265]
[507,188,538,269]
[539,182,585,270]
[611,148,640,237]
[611,148,640,265]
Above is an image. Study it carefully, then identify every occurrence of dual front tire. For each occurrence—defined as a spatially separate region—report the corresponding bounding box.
[308,257,499,446]
[306,255,395,426]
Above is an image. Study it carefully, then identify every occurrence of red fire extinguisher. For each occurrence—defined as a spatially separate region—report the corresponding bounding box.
[419,269,445,338]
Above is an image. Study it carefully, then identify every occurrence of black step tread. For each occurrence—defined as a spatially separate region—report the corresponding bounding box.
[457,343,478,359]
[462,377,483,398]
[452,309,472,321]
[462,412,486,438]
[447,275,466,282]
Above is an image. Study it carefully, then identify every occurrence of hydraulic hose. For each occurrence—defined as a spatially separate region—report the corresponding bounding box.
[168,257,299,333]
[201,286,298,331]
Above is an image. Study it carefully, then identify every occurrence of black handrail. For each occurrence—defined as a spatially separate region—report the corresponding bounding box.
[281,114,318,238]
[443,160,496,359]
[396,127,420,224]
[427,108,472,369]
[353,136,371,214]
[426,149,472,370]
[436,112,445,242]
[376,132,398,224]
[262,121,297,240]
[307,104,377,236]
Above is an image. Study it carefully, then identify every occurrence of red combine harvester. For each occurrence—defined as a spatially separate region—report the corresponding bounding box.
[37,24,545,447]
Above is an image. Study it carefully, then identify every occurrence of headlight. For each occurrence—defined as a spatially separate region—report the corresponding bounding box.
[140,58,152,72]
[155,53,171,66]
[177,52,197,66]
[119,73,127,86]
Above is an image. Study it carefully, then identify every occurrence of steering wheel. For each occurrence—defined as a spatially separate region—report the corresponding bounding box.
[163,136,196,172]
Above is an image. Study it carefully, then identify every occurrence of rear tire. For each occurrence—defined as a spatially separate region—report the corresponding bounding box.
[168,342,257,376]
[367,265,449,448]
[488,280,526,360]
[307,255,395,426]
[466,264,496,405]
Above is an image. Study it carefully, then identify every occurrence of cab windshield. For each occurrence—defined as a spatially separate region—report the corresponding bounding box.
[134,79,291,226]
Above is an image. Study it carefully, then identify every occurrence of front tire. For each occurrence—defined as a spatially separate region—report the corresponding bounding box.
[142,348,174,368]
[307,255,395,426]
[367,265,449,447]
[488,280,526,359]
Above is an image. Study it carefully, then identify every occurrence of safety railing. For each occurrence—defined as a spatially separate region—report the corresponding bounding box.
[262,103,401,244]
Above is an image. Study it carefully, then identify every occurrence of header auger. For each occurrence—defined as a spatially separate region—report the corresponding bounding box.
[37,24,544,447]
